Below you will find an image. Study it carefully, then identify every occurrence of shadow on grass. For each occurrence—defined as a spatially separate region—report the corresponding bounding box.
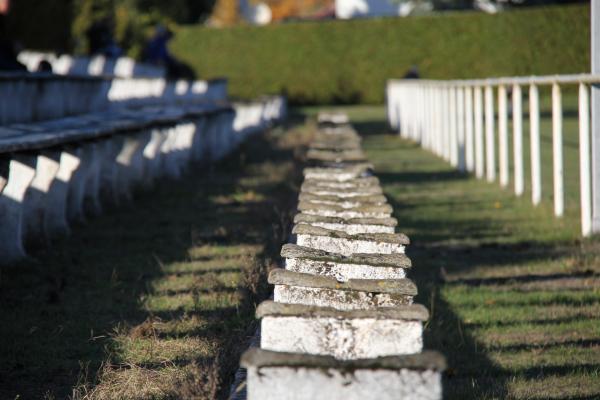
[0,118,306,399]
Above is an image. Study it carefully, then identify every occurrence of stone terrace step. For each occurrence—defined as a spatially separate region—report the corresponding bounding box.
[306,149,367,163]
[303,163,373,182]
[268,269,416,310]
[298,192,388,206]
[281,243,410,281]
[293,213,397,234]
[293,224,409,255]
[241,348,446,400]
[317,112,350,125]
[297,200,393,219]
[257,300,428,359]
[302,175,380,188]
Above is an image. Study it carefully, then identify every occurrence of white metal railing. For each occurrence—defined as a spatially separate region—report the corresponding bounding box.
[386,74,600,236]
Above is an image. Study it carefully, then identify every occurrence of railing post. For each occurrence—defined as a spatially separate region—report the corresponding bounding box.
[530,83,542,205]
[450,86,458,167]
[442,86,451,161]
[485,85,496,182]
[512,84,524,196]
[436,86,440,154]
[457,86,466,172]
[591,1,600,232]
[498,84,509,187]
[580,83,592,236]
[552,83,564,217]
[474,86,485,179]
[465,86,475,172]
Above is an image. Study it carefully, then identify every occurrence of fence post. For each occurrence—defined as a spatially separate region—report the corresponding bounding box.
[457,87,466,172]
[513,84,524,196]
[552,83,564,217]
[450,86,458,167]
[474,86,485,179]
[591,1,600,232]
[498,85,509,187]
[530,84,542,206]
[444,87,451,162]
[580,83,592,236]
[485,85,496,182]
[465,86,475,172]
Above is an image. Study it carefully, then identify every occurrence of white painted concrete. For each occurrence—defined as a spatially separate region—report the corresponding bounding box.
[273,285,413,310]
[0,155,37,264]
[23,152,60,244]
[261,316,422,359]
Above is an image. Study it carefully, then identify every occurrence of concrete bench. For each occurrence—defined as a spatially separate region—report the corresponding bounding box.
[293,224,409,255]
[258,300,427,358]
[269,269,416,310]
[0,72,228,125]
[241,348,446,400]
[281,243,410,281]
[0,96,286,265]
[294,213,397,234]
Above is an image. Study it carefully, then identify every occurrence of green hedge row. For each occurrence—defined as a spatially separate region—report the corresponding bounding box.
[171,4,590,105]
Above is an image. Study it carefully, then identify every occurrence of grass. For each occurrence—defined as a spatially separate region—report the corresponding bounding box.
[303,104,600,399]
[0,120,312,399]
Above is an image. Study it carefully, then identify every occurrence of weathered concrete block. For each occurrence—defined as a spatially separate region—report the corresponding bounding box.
[23,152,60,245]
[84,140,109,216]
[269,269,416,310]
[310,141,362,152]
[258,300,427,358]
[99,136,125,207]
[302,175,379,189]
[298,192,387,207]
[309,134,362,149]
[0,155,37,264]
[67,143,97,223]
[281,243,409,281]
[294,213,396,234]
[306,149,367,164]
[301,177,382,198]
[116,131,151,201]
[301,185,383,199]
[161,127,182,179]
[304,163,373,182]
[293,224,409,256]
[191,118,207,162]
[298,200,392,219]
[44,148,81,237]
[317,112,350,125]
[142,128,168,186]
[242,348,445,400]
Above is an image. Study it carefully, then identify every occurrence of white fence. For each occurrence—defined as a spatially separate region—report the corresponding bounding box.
[386,74,600,236]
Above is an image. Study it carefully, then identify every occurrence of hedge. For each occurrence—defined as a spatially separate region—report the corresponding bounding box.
[171,4,590,105]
